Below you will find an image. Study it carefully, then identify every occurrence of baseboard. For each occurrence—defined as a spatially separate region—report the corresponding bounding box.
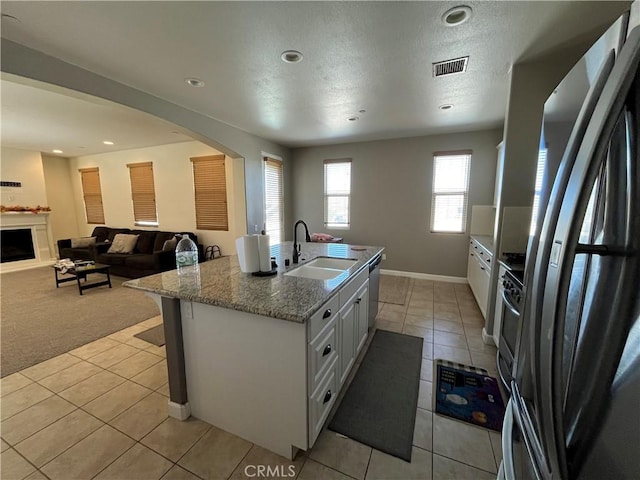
[0,259,56,274]
[482,328,496,347]
[168,401,191,420]
[380,269,468,284]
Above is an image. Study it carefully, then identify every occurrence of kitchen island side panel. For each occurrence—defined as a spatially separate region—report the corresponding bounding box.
[181,300,308,459]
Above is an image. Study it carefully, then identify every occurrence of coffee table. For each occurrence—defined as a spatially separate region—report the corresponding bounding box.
[53,263,112,295]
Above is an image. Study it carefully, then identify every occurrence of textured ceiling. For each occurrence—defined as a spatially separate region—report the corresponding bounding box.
[0,1,631,149]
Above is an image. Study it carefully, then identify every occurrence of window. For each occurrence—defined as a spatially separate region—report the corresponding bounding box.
[127,162,158,226]
[324,159,351,229]
[78,167,105,224]
[529,147,547,235]
[430,151,471,233]
[191,154,228,231]
[264,157,284,245]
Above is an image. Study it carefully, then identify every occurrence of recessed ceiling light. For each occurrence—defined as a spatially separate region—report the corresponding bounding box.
[1,13,20,23]
[52,149,63,154]
[442,6,472,26]
[281,50,303,64]
[185,78,205,87]
[103,140,114,145]
[358,109,366,114]
[439,104,454,110]
[347,116,359,122]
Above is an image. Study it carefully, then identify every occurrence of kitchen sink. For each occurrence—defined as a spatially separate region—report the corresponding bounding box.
[284,257,357,281]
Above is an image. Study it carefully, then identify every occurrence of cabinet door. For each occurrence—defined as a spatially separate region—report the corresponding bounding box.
[467,245,479,295]
[339,302,356,386]
[355,281,369,354]
[476,261,490,319]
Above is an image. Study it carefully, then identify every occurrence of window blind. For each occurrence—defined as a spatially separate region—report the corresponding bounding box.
[191,154,228,231]
[78,167,105,224]
[529,148,547,235]
[324,159,351,229]
[127,162,158,226]
[430,151,471,233]
[264,157,284,245]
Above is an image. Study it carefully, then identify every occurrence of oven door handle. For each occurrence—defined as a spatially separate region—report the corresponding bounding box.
[502,290,520,318]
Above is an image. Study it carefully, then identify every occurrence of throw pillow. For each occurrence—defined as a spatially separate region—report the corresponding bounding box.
[70,236,97,248]
[162,236,178,252]
[107,234,140,254]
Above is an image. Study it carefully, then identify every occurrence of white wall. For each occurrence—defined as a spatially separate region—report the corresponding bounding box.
[41,154,80,244]
[0,147,48,206]
[70,141,247,255]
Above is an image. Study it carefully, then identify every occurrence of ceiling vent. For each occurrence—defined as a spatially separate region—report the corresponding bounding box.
[433,57,469,77]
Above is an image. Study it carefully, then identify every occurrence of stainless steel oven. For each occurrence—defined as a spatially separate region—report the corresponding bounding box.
[498,269,524,393]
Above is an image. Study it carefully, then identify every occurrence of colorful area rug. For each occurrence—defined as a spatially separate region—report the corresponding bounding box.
[434,359,505,431]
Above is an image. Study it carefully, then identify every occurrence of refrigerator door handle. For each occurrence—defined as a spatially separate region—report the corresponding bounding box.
[502,400,517,480]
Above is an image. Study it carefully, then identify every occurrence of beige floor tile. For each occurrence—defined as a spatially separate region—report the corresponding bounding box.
[408,298,434,310]
[132,361,169,390]
[298,459,351,480]
[145,345,168,358]
[37,361,103,393]
[433,320,465,335]
[433,345,472,365]
[422,343,433,360]
[365,446,432,480]
[309,430,371,480]
[87,343,141,369]
[20,354,82,382]
[434,331,468,349]
[108,351,163,379]
[1,448,36,480]
[421,359,433,382]
[381,303,407,314]
[141,417,211,462]
[433,292,457,305]
[470,351,499,375]
[461,314,485,327]
[463,325,483,337]
[418,380,433,411]
[432,415,496,473]
[83,380,153,422]
[156,383,170,398]
[410,290,433,301]
[406,305,434,319]
[1,395,76,445]
[432,453,496,480]
[1,439,9,452]
[110,392,169,440]
[413,408,433,452]
[458,299,481,314]
[433,308,462,323]
[490,431,503,468]
[94,443,173,480]
[467,336,498,355]
[178,425,252,479]
[25,470,48,480]
[375,309,404,323]
[402,325,433,341]
[1,383,54,421]
[41,425,134,480]
[125,336,157,350]
[15,409,103,468]
[108,323,150,343]
[374,320,403,333]
[404,315,434,329]
[161,465,201,480]
[1,373,33,398]
[58,370,126,406]
[229,444,306,480]
[69,338,121,360]
[139,315,163,329]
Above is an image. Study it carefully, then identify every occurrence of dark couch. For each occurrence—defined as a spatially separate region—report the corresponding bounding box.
[57,226,199,278]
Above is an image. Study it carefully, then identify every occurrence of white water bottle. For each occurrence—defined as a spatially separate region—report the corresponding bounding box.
[175,234,198,273]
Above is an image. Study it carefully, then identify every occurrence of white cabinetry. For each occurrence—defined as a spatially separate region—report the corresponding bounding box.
[467,238,493,319]
[337,270,369,386]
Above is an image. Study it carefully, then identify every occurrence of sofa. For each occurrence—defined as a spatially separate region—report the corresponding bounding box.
[57,226,200,278]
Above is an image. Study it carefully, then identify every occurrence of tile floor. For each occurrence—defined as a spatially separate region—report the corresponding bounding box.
[1,278,502,480]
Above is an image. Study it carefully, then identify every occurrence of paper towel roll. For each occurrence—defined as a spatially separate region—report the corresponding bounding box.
[257,235,271,272]
[235,235,260,273]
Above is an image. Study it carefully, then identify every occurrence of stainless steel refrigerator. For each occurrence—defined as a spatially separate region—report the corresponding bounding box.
[501,12,640,480]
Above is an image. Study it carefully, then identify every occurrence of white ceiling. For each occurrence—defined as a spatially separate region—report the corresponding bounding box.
[0,1,631,150]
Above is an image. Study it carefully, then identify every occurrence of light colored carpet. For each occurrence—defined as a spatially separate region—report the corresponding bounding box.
[379,275,410,305]
[0,266,160,377]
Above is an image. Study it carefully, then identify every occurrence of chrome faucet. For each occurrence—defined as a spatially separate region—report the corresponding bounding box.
[292,220,311,264]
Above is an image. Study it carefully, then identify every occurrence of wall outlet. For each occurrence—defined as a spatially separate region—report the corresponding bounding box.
[183,301,193,319]
[382,253,387,261]
[254,224,258,232]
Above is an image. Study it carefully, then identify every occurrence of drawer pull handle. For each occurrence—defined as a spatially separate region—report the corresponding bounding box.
[470,253,475,257]
[322,344,332,356]
[355,297,361,305]
[322,309,332,319]
[480,266,485,271]
[323,390,332,404]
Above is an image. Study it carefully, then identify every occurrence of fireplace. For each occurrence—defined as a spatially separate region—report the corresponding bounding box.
[1,228,36,263]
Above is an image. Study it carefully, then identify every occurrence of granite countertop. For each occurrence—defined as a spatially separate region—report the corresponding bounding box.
[470,235,494,255]
[124,241,384,324]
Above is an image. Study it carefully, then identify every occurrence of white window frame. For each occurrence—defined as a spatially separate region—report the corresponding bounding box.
[324,159,351,230]
[263,156,284,246]
[430,151,472,234]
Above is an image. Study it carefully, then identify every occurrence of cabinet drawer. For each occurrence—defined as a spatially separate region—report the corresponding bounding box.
[309,294,340,342]
[308,322,338,393]
[339,268,368,307]
[308,359,338,447]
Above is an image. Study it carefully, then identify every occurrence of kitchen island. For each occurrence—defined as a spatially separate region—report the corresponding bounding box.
[124,241,383,459]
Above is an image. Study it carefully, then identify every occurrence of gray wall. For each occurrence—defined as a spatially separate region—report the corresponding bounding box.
[291,129,503,277]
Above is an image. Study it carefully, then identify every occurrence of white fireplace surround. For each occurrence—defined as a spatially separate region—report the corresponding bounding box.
[1,212,55,273]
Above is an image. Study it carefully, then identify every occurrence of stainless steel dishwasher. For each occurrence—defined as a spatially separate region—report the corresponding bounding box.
[368,254,382,327]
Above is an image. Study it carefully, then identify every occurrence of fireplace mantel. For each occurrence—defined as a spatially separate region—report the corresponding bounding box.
[1,212,54,272]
